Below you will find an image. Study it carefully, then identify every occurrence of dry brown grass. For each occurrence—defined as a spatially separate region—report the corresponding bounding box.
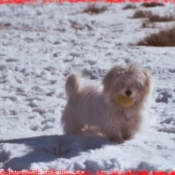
[141,2,164,8]
[132,10,152,18]
[133,10,175,23]
[0,23,11,30]
[141,14,175,28]
[138,26,175,46]
[148,14,175,22]
[83,4,107,15]
[123,4,136,10]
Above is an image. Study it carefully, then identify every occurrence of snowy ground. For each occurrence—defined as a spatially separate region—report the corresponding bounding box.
[0,2,175,172]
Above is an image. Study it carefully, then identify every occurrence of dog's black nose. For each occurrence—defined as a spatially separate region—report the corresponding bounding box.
[125,90,132,96]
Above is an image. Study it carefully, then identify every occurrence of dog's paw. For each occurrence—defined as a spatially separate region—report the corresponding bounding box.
[108,136,124,144]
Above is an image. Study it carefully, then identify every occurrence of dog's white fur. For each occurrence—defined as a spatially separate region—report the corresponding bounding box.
[61,62,151,143]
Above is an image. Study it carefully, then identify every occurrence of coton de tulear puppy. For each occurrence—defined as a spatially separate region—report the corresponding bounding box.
[61,62,151,143]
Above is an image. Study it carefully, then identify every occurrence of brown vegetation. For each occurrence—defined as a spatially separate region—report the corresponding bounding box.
[123,4,136,10]
[148,14,175,22]
[138,26,175,46]
[133,10,175,23]
[132,10,152,18]
[141,2,164,8]
[83,4,107,15]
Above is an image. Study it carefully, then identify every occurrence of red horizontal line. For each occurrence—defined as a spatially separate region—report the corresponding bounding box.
[0,0,37,4]
[0,171,175,175]
[0,0,174,3]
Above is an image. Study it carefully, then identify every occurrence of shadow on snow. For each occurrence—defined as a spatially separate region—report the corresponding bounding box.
[1,134,113,170]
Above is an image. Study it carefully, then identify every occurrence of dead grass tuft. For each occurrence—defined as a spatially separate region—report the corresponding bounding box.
[148,14,175,22]
[138,26,175,46]
[141,2,164,8]
[123,4,136,10]
[132,10,152,18]
[133,10,175,23]
[83,4,108,15]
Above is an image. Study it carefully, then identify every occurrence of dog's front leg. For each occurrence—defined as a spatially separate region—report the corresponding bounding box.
[108,134,124,143]
[103,126,124,143]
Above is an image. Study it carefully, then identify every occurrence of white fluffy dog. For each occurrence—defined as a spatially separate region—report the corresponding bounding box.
[61,62,151,143]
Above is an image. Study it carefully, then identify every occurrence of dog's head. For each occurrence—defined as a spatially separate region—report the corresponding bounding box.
[103,62,151,108]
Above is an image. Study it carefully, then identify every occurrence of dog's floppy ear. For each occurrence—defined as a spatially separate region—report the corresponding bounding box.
[143,69,151,94]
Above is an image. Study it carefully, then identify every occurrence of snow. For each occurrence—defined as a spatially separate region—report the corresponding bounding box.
[0,2,175,172]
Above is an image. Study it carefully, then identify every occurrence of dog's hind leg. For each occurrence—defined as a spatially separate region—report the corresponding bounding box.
[61,104,83,135]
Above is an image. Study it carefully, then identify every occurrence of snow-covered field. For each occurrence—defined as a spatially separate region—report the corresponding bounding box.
[0,2,175,172]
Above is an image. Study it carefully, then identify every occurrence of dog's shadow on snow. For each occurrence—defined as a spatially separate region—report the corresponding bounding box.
[1,134,112,170]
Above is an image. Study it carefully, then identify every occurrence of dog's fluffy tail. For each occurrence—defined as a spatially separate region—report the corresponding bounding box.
[65,73,81,100]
